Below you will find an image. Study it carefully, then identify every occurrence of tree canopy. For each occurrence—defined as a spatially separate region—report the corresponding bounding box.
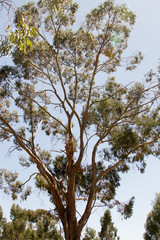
[0,204,62,239]
[0,0,160,239]
[144,193,160,240]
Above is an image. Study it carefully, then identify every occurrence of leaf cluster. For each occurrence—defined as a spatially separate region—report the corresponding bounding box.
[0,169,31,200]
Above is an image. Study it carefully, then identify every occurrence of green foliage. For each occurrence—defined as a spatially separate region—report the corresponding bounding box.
[117,196,135,220]
[144,193,160,240]
[0,11,37,55]
[83,209,120,240]
[0,204,62,240]
[99,210,120,240]
[0,169,31,200]
[10,12,37,51]
[84,227,99,240]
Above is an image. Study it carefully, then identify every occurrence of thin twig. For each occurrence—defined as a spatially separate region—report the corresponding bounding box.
[21,172,39,186]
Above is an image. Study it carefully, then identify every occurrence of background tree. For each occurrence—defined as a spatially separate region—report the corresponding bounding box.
[143,193,160,240]
[0,0,160,239]
[0,204,62,240]
[99,210,120,240]
[83,209,120,240]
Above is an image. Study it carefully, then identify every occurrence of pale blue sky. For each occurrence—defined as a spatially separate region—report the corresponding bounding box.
[0,0,160,239]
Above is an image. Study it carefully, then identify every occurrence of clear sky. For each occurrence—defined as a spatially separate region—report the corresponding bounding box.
[0,0,160,239]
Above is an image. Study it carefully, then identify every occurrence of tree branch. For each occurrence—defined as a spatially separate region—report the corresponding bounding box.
[0,115,66,220]
[21,172,39,186]
[96,138,159,183]
[78,139,100,231]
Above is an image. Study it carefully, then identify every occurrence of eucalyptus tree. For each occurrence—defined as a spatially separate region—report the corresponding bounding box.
[0,0,160,239]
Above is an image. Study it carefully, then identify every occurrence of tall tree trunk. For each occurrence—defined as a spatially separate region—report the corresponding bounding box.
[64,222,81,240]
[63,139,80,240]
[66,165,78,239]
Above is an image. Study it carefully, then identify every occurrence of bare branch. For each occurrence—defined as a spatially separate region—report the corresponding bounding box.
[33,120,43,139]
[0,0,14,12]
[21,172,39,186]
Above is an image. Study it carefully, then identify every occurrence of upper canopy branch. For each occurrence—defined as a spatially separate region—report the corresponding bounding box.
[96,138,159,183]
